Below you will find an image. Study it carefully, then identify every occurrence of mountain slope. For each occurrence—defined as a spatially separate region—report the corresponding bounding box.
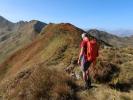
[0,16,47,63]
[87,29,133,47]
[0,16,14,32]
[0,23,84,99]
[0,23,133,100]
[0,23,83,79]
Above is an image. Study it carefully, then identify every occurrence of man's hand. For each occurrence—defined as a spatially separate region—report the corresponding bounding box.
[78,59,80,65]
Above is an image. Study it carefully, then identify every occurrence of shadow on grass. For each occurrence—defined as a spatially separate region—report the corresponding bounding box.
[75,84,98,91]
[109,78,133,92]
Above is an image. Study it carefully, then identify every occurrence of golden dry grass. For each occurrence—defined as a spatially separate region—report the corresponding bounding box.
[0,64,77,100]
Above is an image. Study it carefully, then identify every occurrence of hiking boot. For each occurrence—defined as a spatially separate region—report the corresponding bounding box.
[84,82,88,90]
[84,81,91,90]
[87,78,91,87]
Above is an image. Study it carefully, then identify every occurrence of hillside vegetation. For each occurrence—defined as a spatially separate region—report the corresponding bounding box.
[0,16,46,64]
[0,23,133,100]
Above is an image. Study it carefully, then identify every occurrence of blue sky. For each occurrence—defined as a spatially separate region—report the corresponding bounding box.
[0,0,133,30]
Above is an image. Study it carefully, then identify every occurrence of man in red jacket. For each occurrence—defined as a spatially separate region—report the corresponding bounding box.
[78,33,92,89]
[78,33,99,89]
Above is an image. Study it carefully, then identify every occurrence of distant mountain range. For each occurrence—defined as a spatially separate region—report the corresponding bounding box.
[0,16,47,39]
[87,29,133,47]
[107,29,133,37]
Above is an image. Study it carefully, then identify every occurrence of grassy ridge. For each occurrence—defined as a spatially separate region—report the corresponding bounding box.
[0,23,133,100]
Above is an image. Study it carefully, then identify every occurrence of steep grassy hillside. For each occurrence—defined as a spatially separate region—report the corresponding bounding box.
[0,23,82,78]
[0,23,133,100]
[0,23,84,99]
[0,17,46,63]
